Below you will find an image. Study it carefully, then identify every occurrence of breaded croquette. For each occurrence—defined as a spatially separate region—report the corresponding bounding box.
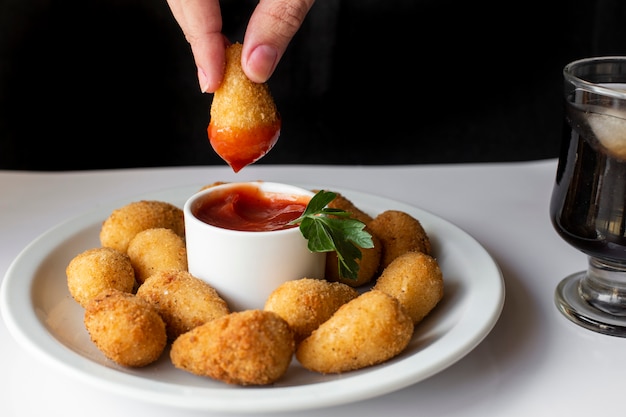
[66,247,135,308]
[136,269,230,341]
[99,200,184,253]
[264,278,359,343]
[170,310,294,386]
[317,190,381,286]
[296,290,413,374]
[325,230,382,287]
[127,227,188,285]
[322,190,374,224]
[367,209,431,271]
[374,251,444,325]
[208,43,281,172]
[84,289,167,367]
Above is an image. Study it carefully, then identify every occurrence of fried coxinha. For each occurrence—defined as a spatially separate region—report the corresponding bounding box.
[208,42,281,173]
[67,189,443,383]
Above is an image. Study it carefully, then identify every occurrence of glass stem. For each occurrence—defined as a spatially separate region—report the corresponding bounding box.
[580,257,626,316]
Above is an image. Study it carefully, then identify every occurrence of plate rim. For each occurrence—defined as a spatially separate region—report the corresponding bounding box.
[0,184,505,413]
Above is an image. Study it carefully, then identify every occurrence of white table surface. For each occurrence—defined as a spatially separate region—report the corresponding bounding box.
[1,159,623,417]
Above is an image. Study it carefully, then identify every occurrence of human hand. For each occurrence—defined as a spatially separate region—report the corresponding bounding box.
[166,0,315,93]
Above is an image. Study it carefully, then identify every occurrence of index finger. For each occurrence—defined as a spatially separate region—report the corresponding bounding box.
[167,0,226,92]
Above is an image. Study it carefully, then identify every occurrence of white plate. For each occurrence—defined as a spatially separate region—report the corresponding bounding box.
[0,185,504,413]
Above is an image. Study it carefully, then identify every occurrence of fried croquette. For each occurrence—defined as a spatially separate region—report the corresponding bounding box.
[99,200,184,253]
[322,191,374,224]
[296,290,413,374]
[136,269,230,340]
[264,278,359,343]
[208,42,281,173]
[374,251,444,325]
[84,289,167,367]
[367,209,431,271]
[325,231,382,287]
[312,190,380,286]
[127,227,188,285]
[66,247,135,308]
[170,310,294,385]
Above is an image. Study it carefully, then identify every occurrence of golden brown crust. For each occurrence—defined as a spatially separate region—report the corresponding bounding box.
[322,191,374,224]
[312,190,380,286]
[84,289,167,367]
[170,310,295,385]
[374,251,444,325]
[264,278,359,344]
[136,269,230,341]
[325,229,382,287]
[127,227,188,285]
[296,290,413,374]
[66,247,135,308]
[367,209,431,271]
[99,200,184,253]
[210,43,279,130]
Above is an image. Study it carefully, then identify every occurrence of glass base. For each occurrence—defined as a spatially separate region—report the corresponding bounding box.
[555,271,626,337]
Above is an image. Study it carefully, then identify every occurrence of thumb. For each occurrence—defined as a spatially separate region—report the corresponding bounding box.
[242,0,315,83]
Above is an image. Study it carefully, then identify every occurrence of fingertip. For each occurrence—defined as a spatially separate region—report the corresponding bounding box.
[194,35,228,93]
[243,44,278,83]
[197,67,211,93]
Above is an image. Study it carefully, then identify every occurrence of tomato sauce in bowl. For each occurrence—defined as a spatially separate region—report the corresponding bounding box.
[183,181,326,311]
[192,183,308,232]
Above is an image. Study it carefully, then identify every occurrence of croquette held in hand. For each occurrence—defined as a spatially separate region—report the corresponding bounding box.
[208,43,281,173]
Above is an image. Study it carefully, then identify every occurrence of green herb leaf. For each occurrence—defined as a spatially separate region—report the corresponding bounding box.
[290,190,374,280]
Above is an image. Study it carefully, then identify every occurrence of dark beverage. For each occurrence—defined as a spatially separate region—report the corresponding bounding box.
[551,57,626,335]
[550,99,626,262]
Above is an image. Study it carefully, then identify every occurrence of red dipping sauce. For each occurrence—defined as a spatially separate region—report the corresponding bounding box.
[192,183,309,232]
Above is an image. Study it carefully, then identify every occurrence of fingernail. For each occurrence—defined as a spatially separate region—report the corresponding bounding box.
[247,45,278,83]
[197,67,210,93]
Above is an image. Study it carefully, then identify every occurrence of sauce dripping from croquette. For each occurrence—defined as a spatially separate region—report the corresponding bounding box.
[208,120,280,173]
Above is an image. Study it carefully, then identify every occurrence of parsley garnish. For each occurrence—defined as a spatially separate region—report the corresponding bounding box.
[290,190,374,280]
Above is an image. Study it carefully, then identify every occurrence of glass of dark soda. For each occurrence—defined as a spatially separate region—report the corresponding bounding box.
[551,56,626,336]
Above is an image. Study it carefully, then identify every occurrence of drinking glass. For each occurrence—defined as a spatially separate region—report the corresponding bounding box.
[551,56,626,336]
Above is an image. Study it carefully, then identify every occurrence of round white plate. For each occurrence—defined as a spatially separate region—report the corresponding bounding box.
[0,185,504,413]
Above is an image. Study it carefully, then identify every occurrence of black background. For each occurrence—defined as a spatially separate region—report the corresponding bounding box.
[2,0,625,170]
